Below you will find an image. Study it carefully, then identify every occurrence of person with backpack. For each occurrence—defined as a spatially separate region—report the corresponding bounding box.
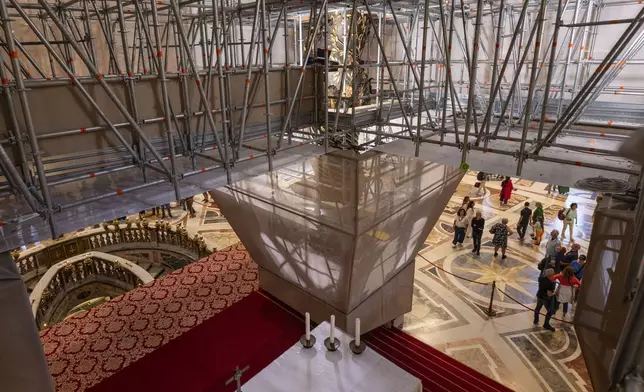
[475,172,487,195]
[500,177,513,205]
[571,255,586,280]
[559,203,578,240]
[517,202,532,240]
[552,266,581,321]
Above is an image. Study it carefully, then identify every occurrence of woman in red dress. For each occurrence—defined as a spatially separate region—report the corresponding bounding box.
[500,176,513,205]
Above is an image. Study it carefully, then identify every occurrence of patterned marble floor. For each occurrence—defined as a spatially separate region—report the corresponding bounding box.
[178,174,595,392]
[408,173,595,392]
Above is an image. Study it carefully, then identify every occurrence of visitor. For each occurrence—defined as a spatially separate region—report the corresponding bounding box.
[476,172,487,195]
[565,243,581,264]
[452,209,469,248]
[471,211,485,256]
[534,268,557,331]
[533,216,545,245]
[554,246,568,272]
[517,202,532,240]
[571,255,586,281]
[465,201,476,238]
[552,266,581,321]
[545,230,561,259]
[561,203,578,241]
[531,202,544,239]
[490,217,512,259]
[461,196,470,210]
[161,204,173,219]
[185,196,196,218]
[545,184,555,196]
[500,177,513,205]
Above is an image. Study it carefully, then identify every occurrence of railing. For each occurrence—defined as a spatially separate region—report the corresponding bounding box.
[32,252,154,328]
[11,219,210,280]
[417,253,576,324]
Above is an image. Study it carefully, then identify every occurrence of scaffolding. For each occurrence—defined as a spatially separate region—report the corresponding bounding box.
[0,0,642,245]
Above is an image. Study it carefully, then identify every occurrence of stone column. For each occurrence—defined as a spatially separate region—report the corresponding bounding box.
[0,251,54,391]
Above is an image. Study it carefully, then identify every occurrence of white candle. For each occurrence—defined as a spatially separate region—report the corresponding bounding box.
[355,318,361,346]
[305,312,311,341]
[330,315,335,342]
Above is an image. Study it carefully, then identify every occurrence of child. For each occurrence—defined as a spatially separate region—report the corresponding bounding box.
[533,217,545,245]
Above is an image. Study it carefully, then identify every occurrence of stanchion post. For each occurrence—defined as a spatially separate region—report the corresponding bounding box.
[484,281,498,317]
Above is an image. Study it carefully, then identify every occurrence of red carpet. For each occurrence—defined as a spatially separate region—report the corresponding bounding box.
[363,327,514,392]
[88,291,303,392]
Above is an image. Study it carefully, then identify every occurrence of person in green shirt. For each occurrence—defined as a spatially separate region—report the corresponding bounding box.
[531,202,544,239]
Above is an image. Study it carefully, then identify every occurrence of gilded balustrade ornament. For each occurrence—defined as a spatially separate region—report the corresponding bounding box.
[15,218,210,278]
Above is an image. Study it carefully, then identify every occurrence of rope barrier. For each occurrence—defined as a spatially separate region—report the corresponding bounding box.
[417,253,490,286]
[494,286,574,324]
[417,253,576,324]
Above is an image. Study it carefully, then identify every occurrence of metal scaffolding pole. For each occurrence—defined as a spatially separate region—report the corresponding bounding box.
[237,1,261,155]
[388,0,437,129]
[212,0,233,178]
[517,0,548,175]
[534,7,644,152]
[277,0,328,148]
[363,0,414,138]
[537,0,565,141]
[168,0,229,172]
[260,0,273,170]
[462,0,484,165]
[35,0,173,178]
[1,0,57,236]
[415,0,431,157]
[477,0,530,144]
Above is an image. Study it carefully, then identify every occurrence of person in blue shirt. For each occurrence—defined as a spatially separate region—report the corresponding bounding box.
[571,255,586,280]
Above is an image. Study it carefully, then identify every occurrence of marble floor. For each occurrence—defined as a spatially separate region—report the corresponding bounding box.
[177,174,594,392]
[406,173,595,392]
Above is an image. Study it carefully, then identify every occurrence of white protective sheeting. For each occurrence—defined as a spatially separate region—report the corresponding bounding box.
[242,321,422,392]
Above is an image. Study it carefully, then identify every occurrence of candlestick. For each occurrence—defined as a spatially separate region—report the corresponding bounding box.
[305,312,310,341]
[299,311,316,348]
[350,317,366,354]
[324,315,340,352]
[355,318,360,346]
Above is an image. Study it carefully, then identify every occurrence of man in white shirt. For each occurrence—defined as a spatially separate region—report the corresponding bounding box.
[561,203,578,240]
